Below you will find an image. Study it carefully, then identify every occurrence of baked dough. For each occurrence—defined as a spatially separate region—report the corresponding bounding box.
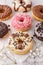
[32,5,43,21]
[8,32,34,55]
[0,5,12,21]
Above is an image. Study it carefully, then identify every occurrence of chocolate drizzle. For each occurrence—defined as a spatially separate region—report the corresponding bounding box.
[14,0,32,12]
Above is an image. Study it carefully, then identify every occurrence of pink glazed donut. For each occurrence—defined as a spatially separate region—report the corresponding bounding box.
[11,13,32,31]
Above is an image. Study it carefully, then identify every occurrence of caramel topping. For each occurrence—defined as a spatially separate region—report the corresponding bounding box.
[24,34,29,38]
[18,38,23,43]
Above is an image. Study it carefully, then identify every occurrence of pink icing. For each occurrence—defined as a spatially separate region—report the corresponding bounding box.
[11,13,32,31]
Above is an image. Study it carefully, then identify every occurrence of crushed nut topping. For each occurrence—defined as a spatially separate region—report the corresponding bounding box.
[9,32,33,50]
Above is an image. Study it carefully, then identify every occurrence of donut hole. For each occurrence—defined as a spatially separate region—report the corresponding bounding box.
[0,9,4,13]
[19,17,24,22]
[40,9,43,13]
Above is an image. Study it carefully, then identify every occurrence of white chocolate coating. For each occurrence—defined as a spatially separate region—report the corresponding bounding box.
[23,0,32,6]
[35,23,43,38]
[13,0,32,12]
[13,0,21,9]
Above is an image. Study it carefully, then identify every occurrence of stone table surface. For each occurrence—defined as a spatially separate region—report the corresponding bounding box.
[0,0,43,65]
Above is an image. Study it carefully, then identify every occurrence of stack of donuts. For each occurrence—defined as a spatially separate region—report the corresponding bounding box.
[0,0,43,55]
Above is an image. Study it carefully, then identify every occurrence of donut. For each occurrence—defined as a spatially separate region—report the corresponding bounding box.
[13,0,32,12]
[0,22,10,38]
[32,5,43,21]
[11,13,32,32]
[34,22,43,41]
[0,5,12,21]
[8,32,34,55]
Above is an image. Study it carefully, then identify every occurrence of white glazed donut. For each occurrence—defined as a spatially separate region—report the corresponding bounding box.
[8,32,34,55]
[13,0,32,12]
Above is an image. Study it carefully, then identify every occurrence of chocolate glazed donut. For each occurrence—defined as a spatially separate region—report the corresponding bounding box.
[0,5,12,21]
[32,5,43,20]
[0,22,10,38]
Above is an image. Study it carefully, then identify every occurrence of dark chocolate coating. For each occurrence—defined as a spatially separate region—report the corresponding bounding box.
[0,22,8,38]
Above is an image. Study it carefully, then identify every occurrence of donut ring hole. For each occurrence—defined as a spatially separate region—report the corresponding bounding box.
[0,9,4,13]
[18,38,23,43]
[40,9,43,13]
[19,17,24,22]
